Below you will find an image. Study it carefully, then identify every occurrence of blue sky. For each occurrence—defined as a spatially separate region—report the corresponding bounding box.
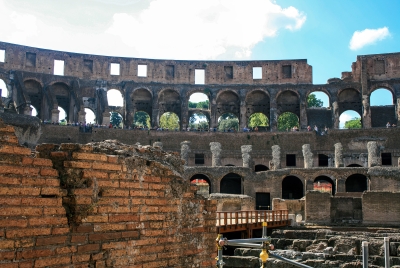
[0,0,398,126]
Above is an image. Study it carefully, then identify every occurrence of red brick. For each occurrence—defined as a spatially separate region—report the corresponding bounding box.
[21,177,47,186]
[50,151,68,158]
[72,254,91,263]
[97,180,119,187]
[34,256,71,267]
[72,152,107,161]
[32,158,53,166]
[55,246,77,255]
[0,207,42,216]
[73,224,93,233]
[143,175,161,183]
[52,227,69,235]
[121,231,139,238]
[71,235,86,243]
[102,188,129,197]
[0,250,15,260]
[0,176,21,185]
[0,240,14,249]
[43,207,66,215]
[40,187,64,196]
[92,162,121,171]
[13,146,32,155]
[28,217,67,226]
[16,249,53,260]
[83,170,108,179]
[88,232,122,241]
[6,228,51,238]
[0,187,41,196]
[22,197,61,206]
[36,235,67,246]
[0,165,39,175]
[64,161,92,169]
[0,219,28,228]
[40,168,58,176]
[72,188,93,195]
[77,243,100,253]
[108,214,139,222]
[22,157,33,165]
[144,199,167,206]
[107,155,119,163]
[93,223,126,232]
[0,197,21,205]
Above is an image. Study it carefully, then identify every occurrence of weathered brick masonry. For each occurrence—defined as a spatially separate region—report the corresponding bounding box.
[0,119,216,267]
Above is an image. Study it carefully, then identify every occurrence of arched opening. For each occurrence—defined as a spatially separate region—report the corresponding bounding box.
[30,105,38,117]
[218,113,239,132]
[314,176,335,195]
[248,112,269,131]
[370,88,395,127]
[0,79,7,97]
[159,112,180,130]
[347,164,363,167]
[216,91,240,123]
[85,108,96,124]
[110,112,123,128]
[282,176,303,199]
[225,164,235,166]
[131,88,152,122]
[158,89,181,121]
[307,91,329,108]
[24,80,42,118]
[58,106,67,124]
[188,92,209,109]
[190,174,211,196]
[53,83,70,122]
[107,89,123,107]
[278,112,299,131]
[339,110,361,129]
[338,89,361,126]
[255,164,269,172]
[188,112,209,131]
[318,154,329,167]
[220,173,242,194]
[345,174,368,192]
[133,111,151,129]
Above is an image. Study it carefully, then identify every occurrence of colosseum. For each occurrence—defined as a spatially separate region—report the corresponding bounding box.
[1,41,400,267]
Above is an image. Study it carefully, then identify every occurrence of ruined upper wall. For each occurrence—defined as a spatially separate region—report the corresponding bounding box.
[0,41,312,85]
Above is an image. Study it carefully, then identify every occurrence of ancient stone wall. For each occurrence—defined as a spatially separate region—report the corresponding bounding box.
[0,119,216,267]
[362,191,400,225]
[304,191,331,224]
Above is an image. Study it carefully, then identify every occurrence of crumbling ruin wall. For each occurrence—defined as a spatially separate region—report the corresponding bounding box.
[0,119,216,267]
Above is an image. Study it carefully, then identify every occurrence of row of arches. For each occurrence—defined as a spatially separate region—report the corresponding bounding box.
[0,77,396,129]
[190,173,368,198]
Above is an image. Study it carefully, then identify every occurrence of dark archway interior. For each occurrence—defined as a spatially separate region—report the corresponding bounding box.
[255,164,269,172]
[345,174,368,192]
[314,176,335,195]
[347,164,363,167]
[282,176,303,199]
[190,174,211,193]
[220,173,242,194]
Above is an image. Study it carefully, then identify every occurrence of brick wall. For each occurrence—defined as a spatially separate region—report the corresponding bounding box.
[362,191,400,225]
[0,119,216,267]
[304,191,331,224]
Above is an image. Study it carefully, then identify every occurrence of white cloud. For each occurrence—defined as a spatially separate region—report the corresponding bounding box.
[105,0,306,59]
[349,27,390,50]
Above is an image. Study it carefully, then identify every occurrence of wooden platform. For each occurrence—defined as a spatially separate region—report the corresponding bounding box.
[216,210,290,237]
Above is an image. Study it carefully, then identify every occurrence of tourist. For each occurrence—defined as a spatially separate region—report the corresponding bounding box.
[386,122,391,128]
[314,125,318,133]
[307,125,311,131]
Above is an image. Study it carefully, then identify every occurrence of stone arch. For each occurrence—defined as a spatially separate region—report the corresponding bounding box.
[188,91,210,109]
[216,90,240,118]
[254,164,269,172]
[369,87,395,127]
[276,90,300,117]
[188,110,210,130]
[131,88,153,119]
[339,110,362,129]
[0,78,7,97]
[133,111,151,128]
[337,88,362,116]
[84,107,96,123]
[158,88,181,123]
[345,174,368,192]
[369,83,395,97]
[245,89,270,120]
[24,79,43,118]
[190,174,212,194]
[314,176,335,195]
[306,89,331,107]
[347,164,363,167]
[107,88,124,107]
[282,175,303,199]
[220,173,242,194]
[51,82,71,120]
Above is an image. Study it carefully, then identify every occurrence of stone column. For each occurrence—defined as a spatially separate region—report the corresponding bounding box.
[153,142,163,150]
[367,141,381,167]
[51,106,60,123]
[180,141,191,166]
[270,106,278,132]
[241,145,252,168]
[362,95,371,129]
[336,179,345,193]
[302,144,313,168]
[334,143,344,168]
[332,101,339,129]
[396,97,400,125]
[78,109,86,123]
[269,145,281,170]
[102,112,110,126]
[209,142,222,167]
[300,100,308,129]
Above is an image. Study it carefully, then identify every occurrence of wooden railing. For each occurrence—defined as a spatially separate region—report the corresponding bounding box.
[216,210,289,227]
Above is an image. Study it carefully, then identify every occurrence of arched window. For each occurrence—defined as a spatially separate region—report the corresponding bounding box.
[133,111,151,128]
[107,89,123,107]
[307,91,329,108]
[248,112,269,131]
[218,113,238,132]
[314,176,335,195]
[345,174,368,192]
[84,108,96,124]
[188,112,209,131]
[159,112,180,130]
[282,176,303,199]
[370,88,395,127]
[0,79,7,97]
[339,110,361,129]
[58,106,67,122]
[188,92,209,109]
[278,112,299,131]
[190,174,211,196]
[255,164,269,172]
[220,173,242,194]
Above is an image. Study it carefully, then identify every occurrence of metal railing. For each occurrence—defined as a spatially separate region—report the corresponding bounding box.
[216,210,288,227]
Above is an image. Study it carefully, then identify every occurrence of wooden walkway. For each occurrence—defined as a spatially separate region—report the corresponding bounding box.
[216,210,290,237]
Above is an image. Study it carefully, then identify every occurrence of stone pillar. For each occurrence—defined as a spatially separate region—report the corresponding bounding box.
[270,107,278,131]
[102,112,110,126]
[300,101,308,129]
[302,144,313,168]
[306,179,314,191]
[332,101,339,129]
[23,105,32,116]
[180,141,191,166]
[336,179,345,193]
[396,97,400,125]
[153,142,163,150]
[241,145,252,168]
[367,141,381,167]
[334,143,343,168]
[269,145,281,170]
[78,109,86,123]
[51,107,60,123]
[209,142,222,167]
[362,95,371,129]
